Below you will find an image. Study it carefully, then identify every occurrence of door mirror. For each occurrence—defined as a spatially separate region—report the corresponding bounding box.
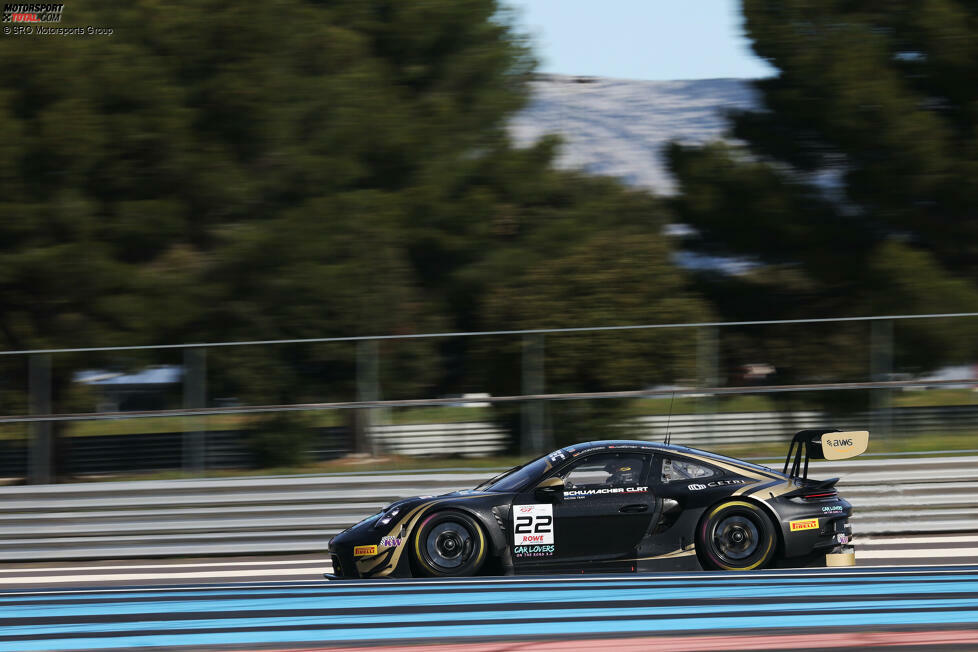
[534,476,564,502]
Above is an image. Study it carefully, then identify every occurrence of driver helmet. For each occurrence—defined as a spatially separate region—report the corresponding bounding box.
[604,460,638,485]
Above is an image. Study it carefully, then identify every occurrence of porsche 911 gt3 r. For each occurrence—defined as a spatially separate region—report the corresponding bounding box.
[326,428,866,578]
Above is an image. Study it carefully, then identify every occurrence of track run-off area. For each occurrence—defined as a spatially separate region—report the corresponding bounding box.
[3,535,978,650]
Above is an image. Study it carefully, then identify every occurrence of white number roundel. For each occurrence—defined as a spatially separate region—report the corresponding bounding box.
[513,504,554,545]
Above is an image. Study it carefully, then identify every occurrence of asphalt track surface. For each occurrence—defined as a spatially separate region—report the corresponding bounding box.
[2,535,978,651]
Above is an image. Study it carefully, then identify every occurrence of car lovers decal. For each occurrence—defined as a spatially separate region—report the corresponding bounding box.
[563,486,648,500]
[513,503,554,545]
[514,544,554,558]
[789,518,819,532]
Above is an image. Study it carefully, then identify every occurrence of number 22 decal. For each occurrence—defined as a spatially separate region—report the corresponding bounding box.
[513,504,555,545]
[514,514,552,533]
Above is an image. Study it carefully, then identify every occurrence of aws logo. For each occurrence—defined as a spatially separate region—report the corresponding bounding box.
[820,431,869,460]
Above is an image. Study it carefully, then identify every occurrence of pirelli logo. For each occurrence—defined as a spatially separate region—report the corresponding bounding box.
[353,545,378,557]
[789,518,819,532]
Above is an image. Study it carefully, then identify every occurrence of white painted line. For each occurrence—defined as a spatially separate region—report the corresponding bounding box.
[0,558,332,574]
[0,567,332,585]
[859,535,978,546]
[5,563,978,596]
[857,548,978,559]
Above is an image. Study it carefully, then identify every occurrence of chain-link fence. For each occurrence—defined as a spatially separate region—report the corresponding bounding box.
[1,312,976,482]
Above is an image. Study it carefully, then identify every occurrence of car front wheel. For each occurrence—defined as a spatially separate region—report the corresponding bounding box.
[412,511,488,577]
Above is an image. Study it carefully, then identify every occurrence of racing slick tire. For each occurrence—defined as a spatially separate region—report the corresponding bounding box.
[412,510,488,577]
[697,500,777,571]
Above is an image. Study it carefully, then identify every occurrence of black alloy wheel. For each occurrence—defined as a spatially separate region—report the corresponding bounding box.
[412,511,487,577]
[697,500,777,571]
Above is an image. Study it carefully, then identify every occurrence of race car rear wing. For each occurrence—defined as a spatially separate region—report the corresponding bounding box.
[783,429,869,480]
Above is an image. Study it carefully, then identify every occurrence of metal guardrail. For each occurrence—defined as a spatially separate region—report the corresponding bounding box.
[632,405,978,444]
[1,404,973,477]
[1,455,976,562]
[369,422,508,456]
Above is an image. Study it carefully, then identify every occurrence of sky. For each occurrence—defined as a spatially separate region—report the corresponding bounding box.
[505,0,776,81]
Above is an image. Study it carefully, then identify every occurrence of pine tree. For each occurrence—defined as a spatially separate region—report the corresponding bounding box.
[666,0,978,376]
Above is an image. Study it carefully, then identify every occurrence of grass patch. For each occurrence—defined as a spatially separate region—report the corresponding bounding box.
[74,454,529,483]
[626,394,781,415]
[63,407,489,437]
[893,389,978,408]
[65,428,978,485]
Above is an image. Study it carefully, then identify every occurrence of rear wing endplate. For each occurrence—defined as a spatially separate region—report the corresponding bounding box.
[783,429,869,480]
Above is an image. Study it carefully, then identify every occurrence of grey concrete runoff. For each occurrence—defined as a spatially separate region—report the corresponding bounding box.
[1,456,976,561]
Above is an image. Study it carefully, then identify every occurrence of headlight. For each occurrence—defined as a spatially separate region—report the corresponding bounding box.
[374,507,401,528]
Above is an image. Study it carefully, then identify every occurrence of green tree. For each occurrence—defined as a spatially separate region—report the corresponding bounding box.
[0,0,535,473]
[666,0,978,380]
[471,173,711,447]
[0,0,708,470]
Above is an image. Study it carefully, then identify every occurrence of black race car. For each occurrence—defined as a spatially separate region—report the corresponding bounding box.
[326,428,867,579]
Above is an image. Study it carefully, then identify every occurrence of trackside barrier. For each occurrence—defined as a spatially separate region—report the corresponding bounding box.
[0,455,976,561]
[631,406,978,444]
[368,422,508,456]
[3,404,974,478]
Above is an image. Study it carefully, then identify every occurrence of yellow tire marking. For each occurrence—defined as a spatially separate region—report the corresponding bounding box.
[708,500,774,571]
[413,512,486,576]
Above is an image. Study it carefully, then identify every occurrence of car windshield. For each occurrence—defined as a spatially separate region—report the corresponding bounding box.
[475,452,554,492]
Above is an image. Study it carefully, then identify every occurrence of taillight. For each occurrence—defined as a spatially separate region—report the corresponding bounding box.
[800,490,837,500]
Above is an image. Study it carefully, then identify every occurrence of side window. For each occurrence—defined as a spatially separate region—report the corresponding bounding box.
[661,456,716,483]
[559,453,648,488]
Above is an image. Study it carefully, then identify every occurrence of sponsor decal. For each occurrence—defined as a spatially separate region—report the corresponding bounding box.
[380,536,401,547]
[820,430,869,460]
[789,518,819,532]
[353,545,378,557]
[513,503,554,545]
[514,544,555,558]
[821,505,844,513]
[836,534,850,545]
[687,479,749,491]
[563,486,648,499]
[548,450,567,463]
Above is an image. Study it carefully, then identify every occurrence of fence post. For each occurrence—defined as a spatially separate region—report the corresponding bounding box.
[28,353,52,485]
[521,333,546,454]
[870,319,894,439]
[356,339,380,456]
[182,347,206,473]
[697,326,719,439]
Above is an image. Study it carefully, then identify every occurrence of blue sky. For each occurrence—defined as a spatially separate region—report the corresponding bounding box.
[505,0,776,81]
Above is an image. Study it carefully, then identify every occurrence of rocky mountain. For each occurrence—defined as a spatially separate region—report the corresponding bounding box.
[510,75,758,195]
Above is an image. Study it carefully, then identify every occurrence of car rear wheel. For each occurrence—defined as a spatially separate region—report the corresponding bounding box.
[412,511,487,577]
[698,500,776,571]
